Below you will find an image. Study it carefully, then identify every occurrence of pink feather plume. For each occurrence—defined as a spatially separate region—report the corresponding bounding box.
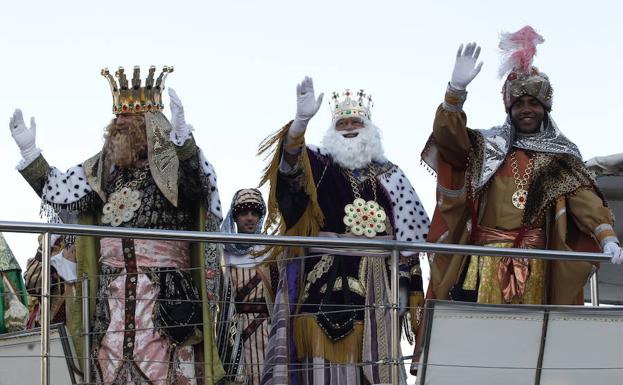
[498,26,544,78]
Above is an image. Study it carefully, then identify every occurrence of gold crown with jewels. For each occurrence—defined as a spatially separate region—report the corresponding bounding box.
[101,65,174,114]
[502,67,553,112]
[329,89,373,122]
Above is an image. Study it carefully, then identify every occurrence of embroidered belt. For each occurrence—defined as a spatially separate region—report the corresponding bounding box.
[241,316,268,341]
[235,299,268,314]
[99,238,190,268]
[235,273,262,302]
[121,239,138,360]
[474,226,545,302]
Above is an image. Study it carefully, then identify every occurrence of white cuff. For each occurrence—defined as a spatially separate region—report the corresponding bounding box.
[169,124,194,146]
[16,147,42,171]
[601,236,620,249]
[50,251,78,282]
[441,83,468,112]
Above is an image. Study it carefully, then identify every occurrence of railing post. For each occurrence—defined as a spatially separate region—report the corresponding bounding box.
[390,248,400,385]
[590,270,600,306]
[40,232,51,385]
[82,274,91,384]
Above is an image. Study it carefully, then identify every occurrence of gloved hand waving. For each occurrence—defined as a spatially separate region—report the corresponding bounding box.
[168,88,193,145]
[450,42,483,90]
[288,76,324,139]
[9,109,40,162]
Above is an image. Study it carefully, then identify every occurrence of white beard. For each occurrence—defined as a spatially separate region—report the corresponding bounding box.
[320,121,386,170]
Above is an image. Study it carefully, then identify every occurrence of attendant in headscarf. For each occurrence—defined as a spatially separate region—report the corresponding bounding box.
[217,188,271,385]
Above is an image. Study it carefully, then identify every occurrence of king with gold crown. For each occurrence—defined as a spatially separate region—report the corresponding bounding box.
[258,77,430,385]
[9,66,226,384]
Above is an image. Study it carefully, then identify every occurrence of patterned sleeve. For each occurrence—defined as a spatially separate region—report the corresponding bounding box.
[19,154,95,221]
[196,147,222,221]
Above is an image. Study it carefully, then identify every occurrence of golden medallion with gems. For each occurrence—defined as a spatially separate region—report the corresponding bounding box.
[102,187,141,227]
[342,165,387,237]
[510,151,534,211]
[343,198,387,238]
[511,189,528,210]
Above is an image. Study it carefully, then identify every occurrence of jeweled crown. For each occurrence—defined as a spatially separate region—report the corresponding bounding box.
[101,65,174,114]
[502,67,553,112]
[329,89,373,122]
[498,26,552,112]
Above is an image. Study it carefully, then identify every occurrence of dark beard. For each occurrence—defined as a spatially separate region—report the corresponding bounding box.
[108,133,147,168]
[103,116,148,169]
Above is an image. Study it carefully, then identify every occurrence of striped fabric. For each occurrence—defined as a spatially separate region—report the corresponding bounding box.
[301,357,362,385]
[261,259,299,385]
[230,265,270,385]
[262,256,408,385]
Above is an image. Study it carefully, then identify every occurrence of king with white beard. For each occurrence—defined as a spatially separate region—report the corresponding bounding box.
[259,77,430,385]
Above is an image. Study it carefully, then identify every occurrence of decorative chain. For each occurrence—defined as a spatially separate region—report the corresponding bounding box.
[343,165,378,202]
[114,166,150,192]
[510,151,534,191]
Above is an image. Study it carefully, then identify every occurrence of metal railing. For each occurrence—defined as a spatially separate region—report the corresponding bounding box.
[0,220,611,385]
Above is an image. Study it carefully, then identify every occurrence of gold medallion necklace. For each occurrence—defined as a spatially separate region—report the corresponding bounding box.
[342,165,387,238]
[510,151,534,210]
[102,167,148,227]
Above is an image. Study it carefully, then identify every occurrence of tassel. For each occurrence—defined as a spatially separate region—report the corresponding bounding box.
[257,122,325,259]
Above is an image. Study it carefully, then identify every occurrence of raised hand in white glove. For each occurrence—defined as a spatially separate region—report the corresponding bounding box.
[168,88,193,145]
[450,42,484,90]
[288,76,324,139]
[604,242,623,264]
[9,109,40,162]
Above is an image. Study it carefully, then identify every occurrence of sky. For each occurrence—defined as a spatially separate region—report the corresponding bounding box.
[1,0,622,273]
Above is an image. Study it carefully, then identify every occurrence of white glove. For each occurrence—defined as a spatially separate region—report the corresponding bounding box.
[168,87,193,145]
[288,76,324,139]
[450,42,484,90]
[9,109,40,162]
[604,242,623,264]
[50,250,77,282]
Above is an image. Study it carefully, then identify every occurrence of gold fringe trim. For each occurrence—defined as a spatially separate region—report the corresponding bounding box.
[257,121,325,259]
[293,315,363,363]
[409,292,424,334]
